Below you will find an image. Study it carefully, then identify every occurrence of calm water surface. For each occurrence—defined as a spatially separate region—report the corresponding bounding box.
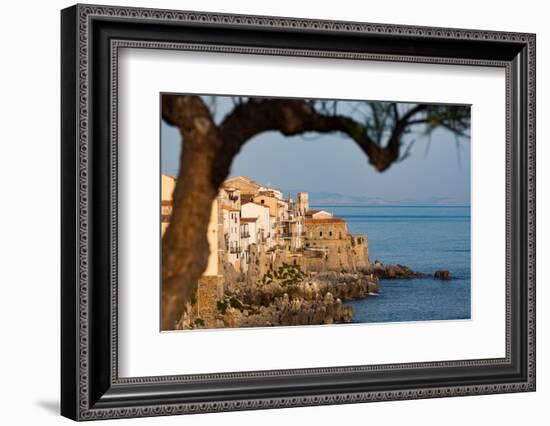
[312,205,471,323]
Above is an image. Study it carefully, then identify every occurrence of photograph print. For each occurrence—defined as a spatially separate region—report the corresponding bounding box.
[160,94,471,331]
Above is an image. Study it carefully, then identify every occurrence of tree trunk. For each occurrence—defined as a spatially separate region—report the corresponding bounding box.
[161,96,223,330]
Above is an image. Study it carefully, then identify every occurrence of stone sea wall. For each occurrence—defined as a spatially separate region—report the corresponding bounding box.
[270,235,369,275]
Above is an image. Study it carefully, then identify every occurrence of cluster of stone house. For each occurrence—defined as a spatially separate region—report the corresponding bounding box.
[161,174,369,325]
[216,175,310,271]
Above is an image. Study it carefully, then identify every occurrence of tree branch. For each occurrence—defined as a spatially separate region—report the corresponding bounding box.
[218,98,428,172]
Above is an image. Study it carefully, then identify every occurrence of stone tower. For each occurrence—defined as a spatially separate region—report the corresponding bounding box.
[297,192,309,215]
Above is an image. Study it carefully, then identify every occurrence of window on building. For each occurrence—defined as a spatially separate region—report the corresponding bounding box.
[329,231,333,237]
[320,231,323,237]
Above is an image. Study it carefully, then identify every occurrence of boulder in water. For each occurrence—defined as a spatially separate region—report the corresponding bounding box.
[434,270,452,280]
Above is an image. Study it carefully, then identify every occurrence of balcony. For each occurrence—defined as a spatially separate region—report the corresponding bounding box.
[241,232,250,238]
[283,232,304,238]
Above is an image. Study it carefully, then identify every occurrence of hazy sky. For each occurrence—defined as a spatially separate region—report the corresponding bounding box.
[161,96,470,205]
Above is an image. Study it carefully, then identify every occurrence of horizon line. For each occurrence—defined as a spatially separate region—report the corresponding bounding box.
[310,204,471,208]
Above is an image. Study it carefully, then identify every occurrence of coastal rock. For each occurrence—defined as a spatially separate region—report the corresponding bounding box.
[217,294,353,328]
[434,270,452,280]
[364,262,429,279]
[369,261,386,275]
[214,264,375,328]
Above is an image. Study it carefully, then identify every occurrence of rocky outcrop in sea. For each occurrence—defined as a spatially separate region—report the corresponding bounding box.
[363,261,451,280]
[434,270,452,280]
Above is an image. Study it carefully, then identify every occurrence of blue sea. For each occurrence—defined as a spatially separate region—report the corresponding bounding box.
[312,205,471,323]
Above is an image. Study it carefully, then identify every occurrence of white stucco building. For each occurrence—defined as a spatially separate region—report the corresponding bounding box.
[222,206,241,269]
[241,202,273,249]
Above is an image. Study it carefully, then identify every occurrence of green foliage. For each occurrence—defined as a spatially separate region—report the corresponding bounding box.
[217,300,229,314]
[424,105,471,137]
[259,263,306,286]
[229,297,244,310]
[260,271,273,285]
[273,263,306,286]
[217,295,259,315]
[360,103,470,146]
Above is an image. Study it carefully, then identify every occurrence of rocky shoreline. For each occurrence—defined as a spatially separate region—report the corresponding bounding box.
[181,262,452,330]
[212,265,379,329]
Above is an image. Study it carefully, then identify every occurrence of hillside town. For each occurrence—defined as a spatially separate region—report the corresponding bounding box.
[162,174,375,328]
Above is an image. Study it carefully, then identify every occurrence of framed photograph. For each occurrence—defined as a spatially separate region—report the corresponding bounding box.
[61,4,536,421]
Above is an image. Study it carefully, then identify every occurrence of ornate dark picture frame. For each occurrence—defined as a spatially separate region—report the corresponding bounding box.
[61,4,536,421]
